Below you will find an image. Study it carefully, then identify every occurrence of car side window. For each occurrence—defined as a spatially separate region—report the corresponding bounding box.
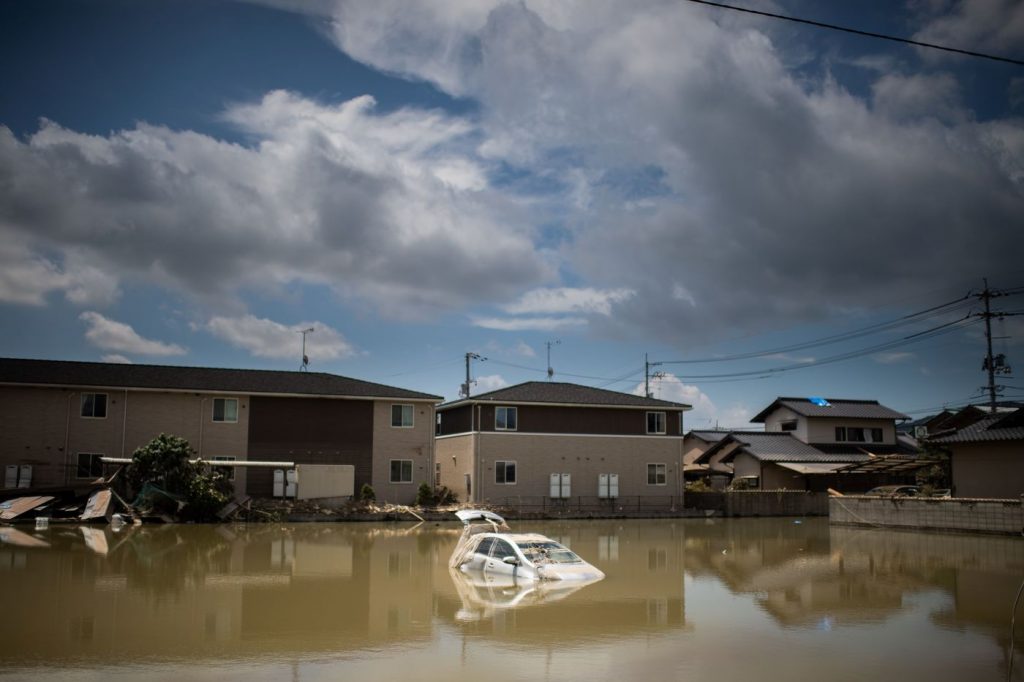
[491,539,516,560]
[476,537,495,556]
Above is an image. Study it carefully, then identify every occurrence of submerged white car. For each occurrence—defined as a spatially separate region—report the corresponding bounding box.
[449,510,606,582]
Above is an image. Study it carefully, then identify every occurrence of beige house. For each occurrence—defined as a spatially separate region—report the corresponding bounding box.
[693,397,918,491]
[928,407,1024,498]
[0,358,441,503]
[435,382,691,507]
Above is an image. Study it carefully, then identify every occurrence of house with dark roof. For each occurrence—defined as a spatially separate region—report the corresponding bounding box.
[682,430,734,486]
[434,381,691,505]
[0,358,442,503]
[928,407,1024,498]
[692,397,919,491]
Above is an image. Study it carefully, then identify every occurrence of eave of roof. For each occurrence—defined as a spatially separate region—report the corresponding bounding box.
[0,357,442,402]
[438,381,691,411]
[751,397,909,422]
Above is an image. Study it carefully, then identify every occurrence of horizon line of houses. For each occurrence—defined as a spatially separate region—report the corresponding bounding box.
[2,357,1020,503]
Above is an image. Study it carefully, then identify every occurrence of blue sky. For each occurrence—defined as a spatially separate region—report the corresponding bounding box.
[1,0,1022,427]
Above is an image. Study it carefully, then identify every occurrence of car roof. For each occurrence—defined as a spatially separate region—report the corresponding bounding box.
[479,532,555,543]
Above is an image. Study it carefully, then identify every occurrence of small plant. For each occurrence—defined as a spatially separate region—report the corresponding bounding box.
[359,483,376,503]
[436,486,457,505]
[415,482,435,507]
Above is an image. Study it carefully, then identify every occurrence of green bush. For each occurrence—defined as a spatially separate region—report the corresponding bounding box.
[360,483,376,503]
[125,433,233,522]
[415,482,435,507]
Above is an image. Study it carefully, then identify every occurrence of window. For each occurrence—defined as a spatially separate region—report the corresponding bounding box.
[76,453,104,479]
[476,537,496,557]
[391,404,414,428]
[213,398,238,423]
[495,406,517,431]
[212,455,236,482]
[491,539,516,560]
[495,460,517,484]
[780,420,797,432]
[835,427,846,441]
[80,393,107,419]
[847,427,865,442]
[870,428,883,443]
[390,459,413,483]
[647,463,667,485]
[647,412,666,434]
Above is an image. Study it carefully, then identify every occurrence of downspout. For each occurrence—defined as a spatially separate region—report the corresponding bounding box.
[121,389,128,458]
[198,396,208,458]
[63,391,75,485]
[475,404,482,504]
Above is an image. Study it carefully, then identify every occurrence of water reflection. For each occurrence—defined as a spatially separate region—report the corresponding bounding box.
[0,519,1021,681]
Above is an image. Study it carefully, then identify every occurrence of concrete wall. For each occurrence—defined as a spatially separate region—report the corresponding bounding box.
[950,441,1024,499]
[370,400,435,504]
[473,432,684,504]
[829,496,1024,535]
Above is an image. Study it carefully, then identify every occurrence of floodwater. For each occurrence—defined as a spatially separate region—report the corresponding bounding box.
[0,518,1022,682]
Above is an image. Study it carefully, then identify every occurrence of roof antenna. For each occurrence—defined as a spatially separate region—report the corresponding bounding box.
[546,340,560,380]
[298,327,314,371]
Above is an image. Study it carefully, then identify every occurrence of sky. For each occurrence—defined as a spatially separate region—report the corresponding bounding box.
[1,0,1022,428]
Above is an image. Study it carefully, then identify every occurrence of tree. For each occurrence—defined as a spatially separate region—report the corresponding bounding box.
[126,434,233,522]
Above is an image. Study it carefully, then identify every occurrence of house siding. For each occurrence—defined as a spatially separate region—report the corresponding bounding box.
[472,432,684,504]
[951,441,1024,499]
[370,400,435,504]
[473,404,685,436]
[435,433,477,503]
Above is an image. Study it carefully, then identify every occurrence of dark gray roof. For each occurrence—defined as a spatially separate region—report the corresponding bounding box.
[685,430,732,443]
[440,381,690,410]
[701,432,871,464]
[0,358,442,401]
[751,397,908,422]
[929,408,1024,444]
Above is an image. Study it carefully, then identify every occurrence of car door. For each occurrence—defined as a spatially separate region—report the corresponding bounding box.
[485,538,519,576]
[468,537,495,571]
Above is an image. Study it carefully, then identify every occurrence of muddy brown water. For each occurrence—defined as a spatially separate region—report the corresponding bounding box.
[0,518,1022,681]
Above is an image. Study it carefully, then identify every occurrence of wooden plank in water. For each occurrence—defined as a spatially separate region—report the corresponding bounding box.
[0,496,55,521]
[80,489,113,522]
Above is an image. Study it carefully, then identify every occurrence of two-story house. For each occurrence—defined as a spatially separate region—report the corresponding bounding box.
[434,382,691,506]
[0,358,442,504]
[692,397,918,491]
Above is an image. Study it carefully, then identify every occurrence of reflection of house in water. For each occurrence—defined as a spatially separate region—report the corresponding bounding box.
[683,517,1024,663]
[434,521,690,641]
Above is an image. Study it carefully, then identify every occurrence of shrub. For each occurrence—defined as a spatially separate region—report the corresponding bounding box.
[125,433,233,522]
[415,482,435,507]
[360,484,376,503]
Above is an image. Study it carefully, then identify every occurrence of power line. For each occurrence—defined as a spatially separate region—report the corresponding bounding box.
[682,0,1024,66]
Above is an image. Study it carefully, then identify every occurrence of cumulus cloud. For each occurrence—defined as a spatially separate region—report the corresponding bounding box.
[470,315,587,331]
[474,374,509,394]
[912,0,1024,61]
[0,92,550,319]
[0,244,119,307]
[205,315,356,361]
[501,287,635,315]
[80,312,186,356]
[635,373,753,430]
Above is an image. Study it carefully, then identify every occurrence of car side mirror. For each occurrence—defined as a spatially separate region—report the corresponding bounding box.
[502,556,519,566]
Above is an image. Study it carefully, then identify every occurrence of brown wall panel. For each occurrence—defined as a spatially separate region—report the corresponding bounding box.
[437,405,473,436]
[246,397,374,496]
[471,404,684,436]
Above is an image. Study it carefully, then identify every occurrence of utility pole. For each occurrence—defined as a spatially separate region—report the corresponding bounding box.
[644,353,663,398]
[973,278,1018,413]
[545,340,560,380]
[460,352,485,398]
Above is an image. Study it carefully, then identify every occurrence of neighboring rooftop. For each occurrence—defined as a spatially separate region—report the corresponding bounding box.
[928,408,1024,444]
[439,381,691,410]
[696,432,872,465]
[751,397,909,423]
[0,358,442,401]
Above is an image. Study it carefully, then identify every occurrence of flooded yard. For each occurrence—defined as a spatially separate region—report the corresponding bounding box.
[0,518,1022,681]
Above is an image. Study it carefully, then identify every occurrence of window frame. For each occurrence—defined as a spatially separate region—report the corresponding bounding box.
[76,452,105,479]
[495,406,518,431]
[391,404,414,428]
[870,428,883,443]
[780,419,798,432]
[835,426,846,441]
[80,393,108,419]
[389,459,414,484]
[646,411,666,435]
[647,462,667,486]
[495,460,517,485]
[212,397,239,423]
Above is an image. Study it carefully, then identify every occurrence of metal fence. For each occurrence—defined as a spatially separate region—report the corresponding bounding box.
[685,490,830,517]
[497,495,682,513]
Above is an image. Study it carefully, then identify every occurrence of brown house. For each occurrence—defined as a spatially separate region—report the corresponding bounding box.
[434,381,691,506]
[928,407,1024,498]
[0,358,441,503]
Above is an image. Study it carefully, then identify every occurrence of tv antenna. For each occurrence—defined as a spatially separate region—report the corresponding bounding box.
[298,327,314,371]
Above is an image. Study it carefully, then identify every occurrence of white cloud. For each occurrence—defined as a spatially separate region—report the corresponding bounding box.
[912,0,1024,61]
[634,373,753,430]
[0,244,120,307]
[501,287,635,316]
[874,351,916,364]
[101,354,133,364]
[205,315,356,361]
[474,374,509,393]
[80,312,186,356]
[515,341,536,357]
[470,316,588,331]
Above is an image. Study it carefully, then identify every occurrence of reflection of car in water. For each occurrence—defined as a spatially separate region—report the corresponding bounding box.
[449,568,600,622]
[449,510,605,582]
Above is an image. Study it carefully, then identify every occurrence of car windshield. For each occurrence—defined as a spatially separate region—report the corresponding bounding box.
[516,540,582,564]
